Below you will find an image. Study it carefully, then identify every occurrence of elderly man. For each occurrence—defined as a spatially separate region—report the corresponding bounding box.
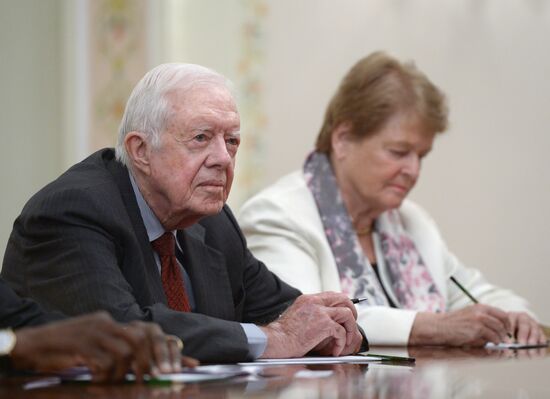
[0,278,195,381]
[2,64,365,363]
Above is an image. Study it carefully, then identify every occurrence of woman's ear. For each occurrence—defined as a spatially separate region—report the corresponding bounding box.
[124,131,151,175]
[331,122,353,160]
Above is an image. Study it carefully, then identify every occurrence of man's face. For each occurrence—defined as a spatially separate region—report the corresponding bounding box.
[144,84,240,229]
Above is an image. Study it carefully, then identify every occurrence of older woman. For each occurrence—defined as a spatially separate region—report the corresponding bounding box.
[239,52,546,347]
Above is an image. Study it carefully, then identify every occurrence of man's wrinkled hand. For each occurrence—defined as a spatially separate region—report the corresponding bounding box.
[260,292,363,358]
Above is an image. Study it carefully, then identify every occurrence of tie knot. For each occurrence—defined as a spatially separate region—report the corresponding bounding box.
[152,233,175,257]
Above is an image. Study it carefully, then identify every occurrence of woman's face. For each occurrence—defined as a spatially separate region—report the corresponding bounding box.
[332,112,435,214]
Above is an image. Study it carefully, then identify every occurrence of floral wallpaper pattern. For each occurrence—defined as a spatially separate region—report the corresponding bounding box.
[85,0,267,206]
[234,0,269,205]
[88,0,147,151]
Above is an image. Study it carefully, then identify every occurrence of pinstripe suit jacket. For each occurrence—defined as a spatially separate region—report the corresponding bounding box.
[1,149,301,363]
[0,278,63,329]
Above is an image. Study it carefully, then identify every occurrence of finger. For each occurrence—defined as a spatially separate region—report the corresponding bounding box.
[507,313,519,340]
[181,356,199,368]
[476,310,510,343]
[324,307,356,352]
[166,335,184,372]
[515,317,531,344]
[511,313,542,345]
[97,336,134,382]
[339,330,363,356]
[330,323,347,357]
[483,306,512,336]
[312,321,346,357]
[86,350,116,382]
[526,323,544,345]
[67,331,123,381]
[148,325,174,374]
[317,292,358,319]
[122,322,169,376]
[109,321,152,380]
[471,313,507,346]
[92,319,144,377]
[92,322,139,382]
[479,327,504,346]
[523,318,547,345]
[325,306,357,347]
[485,318,510,344]
[120,323,152,381]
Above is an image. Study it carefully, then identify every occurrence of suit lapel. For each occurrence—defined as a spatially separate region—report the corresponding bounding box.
[177,227,235,320]
[105,152,166,303]
[101,149,234,315]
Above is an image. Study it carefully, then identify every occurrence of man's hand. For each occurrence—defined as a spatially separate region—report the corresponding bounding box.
[507,311,547,345]
[10,311,198,382]
[409,304,513,346]
[259,292,363,358]
[118,320,198,379]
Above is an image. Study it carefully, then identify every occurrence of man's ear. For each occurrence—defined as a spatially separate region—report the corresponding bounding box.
[124,131,151,175]
[331,122,353,160]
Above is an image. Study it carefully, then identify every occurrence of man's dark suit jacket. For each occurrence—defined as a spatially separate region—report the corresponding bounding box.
[1,149,301,363]
[0,278,63,373]
[0,278,62,329]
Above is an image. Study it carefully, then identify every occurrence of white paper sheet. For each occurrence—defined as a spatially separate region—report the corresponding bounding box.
[238,355,382,366]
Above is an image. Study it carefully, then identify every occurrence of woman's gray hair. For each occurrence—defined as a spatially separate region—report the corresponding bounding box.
[115,63,231,167]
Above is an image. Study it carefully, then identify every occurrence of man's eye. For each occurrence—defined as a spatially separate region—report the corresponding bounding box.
[194,134,207,142]
[226,137,240,146]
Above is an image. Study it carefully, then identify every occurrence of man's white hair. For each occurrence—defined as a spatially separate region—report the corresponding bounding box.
[115,63,231,167]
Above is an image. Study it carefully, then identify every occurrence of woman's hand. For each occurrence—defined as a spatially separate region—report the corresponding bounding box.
[409,304,514,346]
[507,311,547,345]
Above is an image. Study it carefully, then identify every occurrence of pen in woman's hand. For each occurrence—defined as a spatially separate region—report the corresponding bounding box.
[449,276,478,304]
[450,276,513,339]
[351,298,368,304]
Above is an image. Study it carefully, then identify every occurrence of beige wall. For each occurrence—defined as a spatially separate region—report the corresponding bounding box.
[0,0,63,260]
[254,0,550,321]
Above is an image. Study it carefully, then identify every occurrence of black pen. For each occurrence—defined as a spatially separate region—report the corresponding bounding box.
[361,353,416,363]
[351,297,368,304]
[450,276,513,339]
[449,276,478,304]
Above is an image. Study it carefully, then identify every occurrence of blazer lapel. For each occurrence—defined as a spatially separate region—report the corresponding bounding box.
[177,227,235,320]
[105,152,166,303]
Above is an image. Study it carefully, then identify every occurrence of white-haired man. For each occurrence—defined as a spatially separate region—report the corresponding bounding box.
[2,64,365,362]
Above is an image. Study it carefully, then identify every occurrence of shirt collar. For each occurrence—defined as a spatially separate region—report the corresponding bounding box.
[129,171,173,242]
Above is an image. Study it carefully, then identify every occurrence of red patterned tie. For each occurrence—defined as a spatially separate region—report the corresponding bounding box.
[151,233,191,312]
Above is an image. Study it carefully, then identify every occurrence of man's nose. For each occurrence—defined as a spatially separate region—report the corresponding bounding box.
[207,136,232,168]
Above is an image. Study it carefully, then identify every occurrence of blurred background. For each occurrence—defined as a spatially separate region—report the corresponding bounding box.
[1,0,549,321]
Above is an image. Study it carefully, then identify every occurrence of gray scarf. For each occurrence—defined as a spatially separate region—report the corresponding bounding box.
[304,151,444,312]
